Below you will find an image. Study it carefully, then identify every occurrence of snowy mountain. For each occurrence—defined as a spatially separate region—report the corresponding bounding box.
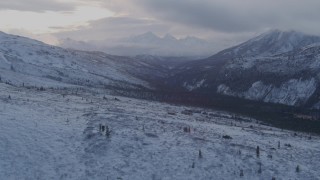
[125,31,163,44]
[0,31,161,90]
[1,31,320,180]
[3,29,320,107]
[165,30,320,108]
[59,32,218,57]
[221,30,320,57]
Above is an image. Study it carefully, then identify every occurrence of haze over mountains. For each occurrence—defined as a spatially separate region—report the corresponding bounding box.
[59,32,221,57]
[2,29,320,179]
[2,29,320,109]
[165,30,320,108]
[3,1,320,179]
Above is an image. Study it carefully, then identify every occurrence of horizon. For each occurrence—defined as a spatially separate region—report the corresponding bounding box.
[1,0,320,56]
[0,29,320,59]
[1,1,320,179]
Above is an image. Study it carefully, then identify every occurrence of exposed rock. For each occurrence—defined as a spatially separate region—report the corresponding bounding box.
[217,78,317,106]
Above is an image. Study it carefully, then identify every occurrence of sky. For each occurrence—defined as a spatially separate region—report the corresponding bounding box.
[1,0,320,53]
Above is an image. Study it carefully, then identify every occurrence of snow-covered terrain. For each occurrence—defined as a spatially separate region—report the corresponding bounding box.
[166,30,320,108]
[217,78,317,106]
[0,31,152,90]
[1,82,319,180]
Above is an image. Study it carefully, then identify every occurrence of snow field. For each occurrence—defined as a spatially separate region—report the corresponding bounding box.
[0,83,319,180]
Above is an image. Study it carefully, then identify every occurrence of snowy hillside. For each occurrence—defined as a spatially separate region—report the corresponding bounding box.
[217,30,320,58]
[166,30,320,108]
[0,31,151,89]
[1,82,319,180]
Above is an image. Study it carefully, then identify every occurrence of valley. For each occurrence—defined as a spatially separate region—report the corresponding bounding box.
[1,29,320,179]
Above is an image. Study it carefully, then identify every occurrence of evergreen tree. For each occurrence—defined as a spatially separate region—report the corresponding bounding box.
[240,169,244,177]
[258,163,262,174]
[198,150,202,159]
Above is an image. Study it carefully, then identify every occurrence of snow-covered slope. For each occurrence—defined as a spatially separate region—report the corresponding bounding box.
[218,78,317,106]
[1,82,319,180]
[214,43,320,106]
[166,30,320,107]
[216,29,320,58]
[0,31,151,89]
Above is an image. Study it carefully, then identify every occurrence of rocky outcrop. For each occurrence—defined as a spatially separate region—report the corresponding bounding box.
[165,30,320,108]
[218,78,317,106]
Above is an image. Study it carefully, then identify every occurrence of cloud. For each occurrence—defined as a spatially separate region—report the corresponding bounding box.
[54,16,171,41]
[5,0,320,56]
[95,0,320,35]
[0,0,77,12]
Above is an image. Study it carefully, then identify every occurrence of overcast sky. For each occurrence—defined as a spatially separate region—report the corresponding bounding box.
[1,0,320,48]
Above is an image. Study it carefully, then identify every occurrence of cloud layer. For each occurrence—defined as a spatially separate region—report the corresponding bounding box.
[55,17,170,41]
[96,0,320,35]
[0,0,76,12]
[3,0,320,56]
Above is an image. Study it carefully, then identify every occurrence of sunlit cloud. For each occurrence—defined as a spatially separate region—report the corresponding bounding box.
[0,6,113,34]
[1,0,320,53]
[0,0,76,12]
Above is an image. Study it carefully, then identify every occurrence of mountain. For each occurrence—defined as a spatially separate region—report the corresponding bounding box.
[2,31,320,180]
[165,30,320,108]
[125,31,162,44]
[0,31,159,90]
[4,30,320,108]
[59,32,218,57]
[217,29,320,57]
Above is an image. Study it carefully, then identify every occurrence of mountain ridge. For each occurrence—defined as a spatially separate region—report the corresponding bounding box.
[0,31,156,90]
[165,30,320,108]
[59,32,219,57]
[2,30,320,108]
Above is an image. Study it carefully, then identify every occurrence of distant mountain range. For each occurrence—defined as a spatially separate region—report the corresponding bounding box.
[59,32,219,57]
[2,30,320,109]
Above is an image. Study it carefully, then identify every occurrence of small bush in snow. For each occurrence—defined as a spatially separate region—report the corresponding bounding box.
[258,163,262,174]
[256,146,260,158]
[222,135,232,139]
[105,126,111,137]
[183,126,191,133]
[99,124,111,137]
[240,169,244,177]
[198,150,202,159]
[284,143,292,148]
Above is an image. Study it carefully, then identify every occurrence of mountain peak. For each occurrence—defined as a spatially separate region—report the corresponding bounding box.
[254,29,304,41]
[127,32,160,43]
[140,31,159,38]
[216,30,320,58]
[163,34,176,41]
